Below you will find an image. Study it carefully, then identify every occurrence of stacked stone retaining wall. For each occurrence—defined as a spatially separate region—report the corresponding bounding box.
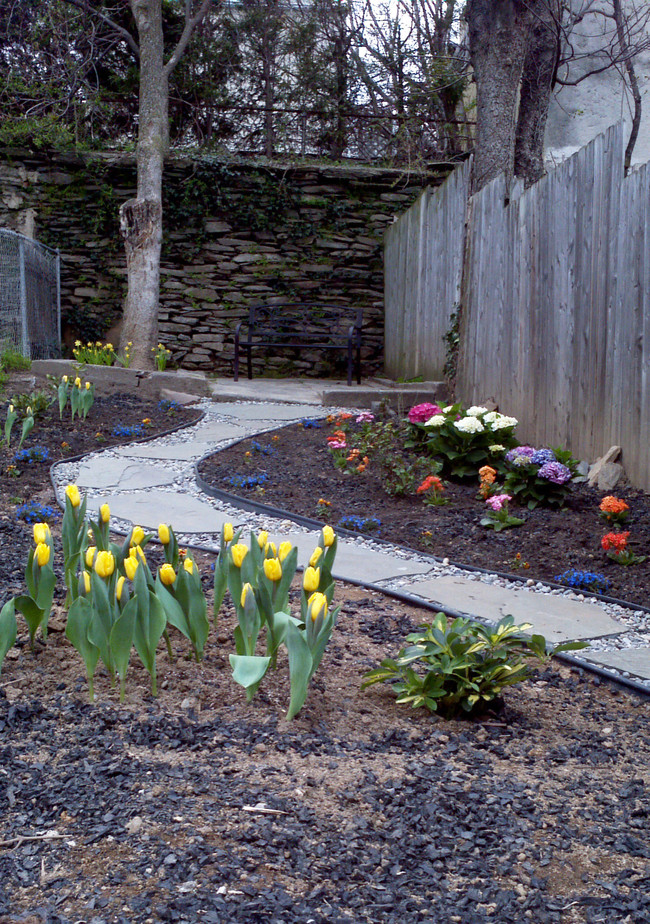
[0,149,449,376]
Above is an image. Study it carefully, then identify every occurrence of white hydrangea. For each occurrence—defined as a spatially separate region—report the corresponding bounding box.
[443,405,454,414]
[489,444,506,453]
[424,414,446,427]
[466,405,488,417]
[454,417,484,434]
[489,415,518,430]
[483,411,499,424]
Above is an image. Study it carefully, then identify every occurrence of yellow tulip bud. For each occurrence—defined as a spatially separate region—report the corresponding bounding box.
[278,541,292,562]
[65,484,81,508]
[124,556,138,580]
[100,503,110,524]
[94,550,115,578]
[26,406,32,416]
[263,557,282,582]
[85,546,97,568]
[82,571,91,593]
[303,566,320,592]
[159,563,176,586]
[223,522,234,543]
[240,582,253,608]
[257,530,268,548]
[74,377,81,388]
[8,404,13,412]
[322,526,335,547]
[264,541,277,559]
[33,522,50,545]
[35,542,50,567]
[62,376,68,384]
[183,558,194,574]
[85,381,91,390]
[309,547,323,567]
[158,523,170,545]
[308,591,328,622]
[116,575,125,601]
[231,543,248,568]
[130,526,145,547]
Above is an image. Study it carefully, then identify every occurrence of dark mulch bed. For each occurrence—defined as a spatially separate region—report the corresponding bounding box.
[197,416,650,609]
[0,377,649,923]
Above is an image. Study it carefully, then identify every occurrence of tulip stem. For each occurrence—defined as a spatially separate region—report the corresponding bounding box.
[163,629,174,661]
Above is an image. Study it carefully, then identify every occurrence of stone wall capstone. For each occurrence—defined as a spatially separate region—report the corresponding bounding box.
[0,149,449,376]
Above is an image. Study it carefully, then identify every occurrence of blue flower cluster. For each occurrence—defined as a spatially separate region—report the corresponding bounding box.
[555,569,612,594]
[225,473,269,489]
[300,418,323,429]
[158,399,181,412]
[112,424,146,439]
[338,515,381,534]
[530,448,556,465]
[13,446,50,464]
[250,441,274,455]
[16,500,61,524]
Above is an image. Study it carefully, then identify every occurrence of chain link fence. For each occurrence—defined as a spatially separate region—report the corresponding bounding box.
[0,229,60,359]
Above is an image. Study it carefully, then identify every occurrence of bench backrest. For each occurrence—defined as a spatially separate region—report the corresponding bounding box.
[246,302,362,341]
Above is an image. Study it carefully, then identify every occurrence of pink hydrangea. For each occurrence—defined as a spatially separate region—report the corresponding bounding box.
[408,402,442,424]
[356,412,375,424]
[485,493,512,512]
[327,439,347,450]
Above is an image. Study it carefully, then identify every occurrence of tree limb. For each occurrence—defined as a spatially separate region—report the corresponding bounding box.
[165,0,213,76]
[62,0,140,58]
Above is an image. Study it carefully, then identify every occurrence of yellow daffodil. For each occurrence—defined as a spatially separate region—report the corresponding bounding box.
[264,541,277,559]
[309,547,323,567]
[308,591,328,622]
[263,557,282,582]
[223,522,234,543]
[116,575,125,601]
[33,522,50,545]
[94,550,115,578]
[35,542,50,567]
[303,566,320,592]
[257,530,268,548]
[159,563,176,586]
[158,523,170,545]
[124,556,138,580]
[65,484,81,508]
[278,540,292,562]
[74,340,81,347]
[322,525,335,547]
[240,582,253,607]
[85,546,97,568]
[130,525,145,547]
[100,503,110,523]
[183,559,194,574]
[231,543,248,568]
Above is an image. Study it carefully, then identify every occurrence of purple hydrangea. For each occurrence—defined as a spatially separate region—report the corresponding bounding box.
[537,461,572,484]
[530,448,557,465]
[505,445,535,463]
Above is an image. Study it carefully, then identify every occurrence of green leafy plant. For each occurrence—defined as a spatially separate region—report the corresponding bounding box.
[13,524,56,648]
[152,343,171,371]
[503,446,577,509]
[0,599,17,677]
[73,340,116,365]
[10,389,52,419]
[362,613,587,718]
[0,343,31,372]
[480,493,525,531]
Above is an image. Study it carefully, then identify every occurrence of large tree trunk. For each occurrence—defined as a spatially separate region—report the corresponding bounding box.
[467,0,533,194]
[514,0,561,187]
[120,0,168,369]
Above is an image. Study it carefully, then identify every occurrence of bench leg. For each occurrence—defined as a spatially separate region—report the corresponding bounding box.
[246,346,253,380]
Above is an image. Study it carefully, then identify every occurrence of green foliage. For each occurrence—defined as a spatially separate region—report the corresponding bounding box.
[0,343,31,372]
[9,389,52,420]
[442,305,460,385]
[503,448,578,509]
[415,404,518,480]
[362,613,587,719]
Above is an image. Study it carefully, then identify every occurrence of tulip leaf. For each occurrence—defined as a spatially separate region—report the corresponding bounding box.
[213,561,227,624]
[0,599,17,676]
[110,601,137,700]
[284,621,313,720]
[132,585,166,697]
[14,595,44,647]
[308,605,340,681]
[87,571,116,678]
[65,596,100,700]
[229,654,271,702]
[275,546,298,609]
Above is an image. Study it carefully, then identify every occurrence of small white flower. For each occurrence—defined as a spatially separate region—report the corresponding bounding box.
[454,417,484,434]
[425,414,446,428]
[466,406,488,417]
[489,444,506,453]
[443,405,454,414]
[483,411,500,424]
[490,415,518,430]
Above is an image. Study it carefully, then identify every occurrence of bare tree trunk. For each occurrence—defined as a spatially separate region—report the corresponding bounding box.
[514,0,561,187]
[613,0,643,172]
[467,0,532,194]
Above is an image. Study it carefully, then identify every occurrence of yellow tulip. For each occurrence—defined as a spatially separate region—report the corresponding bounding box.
[62,375,68,383]
[65,484,81,508]
[240,582,253,608]
[309,547,323,567]
[74,377,81,388]
[308,592,328,622]
[263,557,282,582]
[303,566,320,592]
[85,546,97,568]
[94,550,115,578]
[124,556,138,580]
[322,525,335,547]
[231,543,248,568]
[100,503,110,524]
[159,563,176,586]
[278,540,292,562]
[35,542,50,567]
[33,522,50,545]
[116,575,125,601]
[264,541,277,559]
[82,571,91,593]
[183,559,194,574]
[8,404,13,412]
[130,526,145,547]
[158,523,170,545]
[257,530,268,548]
[26,406,32,416]
[223,522,234,543]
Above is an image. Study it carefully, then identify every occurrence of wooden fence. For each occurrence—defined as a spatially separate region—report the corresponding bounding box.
[384,123,650,490]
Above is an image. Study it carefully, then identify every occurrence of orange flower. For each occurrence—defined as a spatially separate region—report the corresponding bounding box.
[479,465,497,484]
[601,531,629,552]
[417,475,444,494]
[599,496,629,515]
